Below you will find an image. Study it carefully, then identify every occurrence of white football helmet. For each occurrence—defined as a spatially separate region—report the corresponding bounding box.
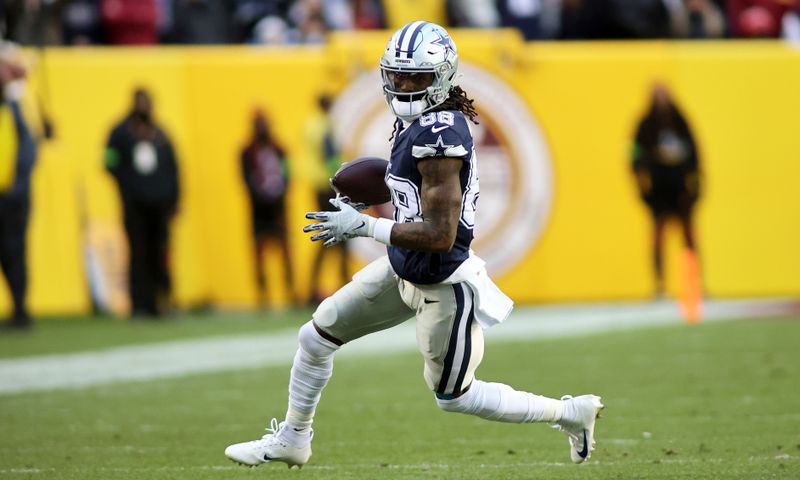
[380,21,459,122]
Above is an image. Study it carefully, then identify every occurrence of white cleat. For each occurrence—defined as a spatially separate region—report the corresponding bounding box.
[553,394,604,464]
[225,418,313,469]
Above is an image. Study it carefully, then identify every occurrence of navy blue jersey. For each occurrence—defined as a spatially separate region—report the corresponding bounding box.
[386,110,479,284]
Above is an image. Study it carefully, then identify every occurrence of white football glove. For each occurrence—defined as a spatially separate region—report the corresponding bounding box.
[304,196,377,247]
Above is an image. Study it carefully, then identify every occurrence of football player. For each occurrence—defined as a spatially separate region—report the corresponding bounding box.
[225,21,603,469]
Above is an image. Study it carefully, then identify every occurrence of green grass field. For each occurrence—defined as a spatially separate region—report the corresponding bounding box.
[1,312,799,479]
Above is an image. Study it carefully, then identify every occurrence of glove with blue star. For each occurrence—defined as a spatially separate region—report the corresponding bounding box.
[304,196,377,247]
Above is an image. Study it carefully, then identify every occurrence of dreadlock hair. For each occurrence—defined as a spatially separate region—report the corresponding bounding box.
[389,86,479,142]
[433,85,479,124]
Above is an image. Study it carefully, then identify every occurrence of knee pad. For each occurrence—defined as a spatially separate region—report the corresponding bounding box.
[298,321,340,359]
[312,296,338,329]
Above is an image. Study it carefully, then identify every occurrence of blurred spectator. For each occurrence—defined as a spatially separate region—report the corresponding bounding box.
[61,0,103,45]
[559,0,598,38]
[676,0,727,38]
[447,0,500,29]
[100,0,158,45]
[728,0,800,37]
[251,14,295,43]
[734,5,776,36]
[2,0,63,45]
[632,84,701,297]
[105,88,179,317]
[288,0,351,32]
[154,0,174,42]
[0,45,37,330]
[169,0,233,44]
[283,0,338,43]
[608,0,674,38]
[561,0,673,39]
[241,108,296,307]
[304,94,347,305]
[352,0,385,29]
[783,5,800,40]
[491,0,562,40]
[10,0,800,44]
[231,0,290,42]
[296,10,326,43]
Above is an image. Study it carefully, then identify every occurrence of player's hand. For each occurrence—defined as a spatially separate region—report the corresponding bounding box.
[329,177,369,211]
[304,196,376,247]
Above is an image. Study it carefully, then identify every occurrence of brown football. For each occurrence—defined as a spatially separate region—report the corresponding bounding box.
[331,157,391,205]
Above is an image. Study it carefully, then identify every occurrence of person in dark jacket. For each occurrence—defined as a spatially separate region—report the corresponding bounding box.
[632,83,701,297]
[105,87,179,317]
[241,108,296,307]
[0,53,37,330]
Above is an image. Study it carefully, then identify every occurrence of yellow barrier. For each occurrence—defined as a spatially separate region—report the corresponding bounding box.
[2,35,799,316]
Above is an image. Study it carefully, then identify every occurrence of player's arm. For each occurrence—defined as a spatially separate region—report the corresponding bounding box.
[388,157,462,253]
[302,161,462,251]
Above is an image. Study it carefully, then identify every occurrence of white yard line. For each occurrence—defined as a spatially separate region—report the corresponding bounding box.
[0,299,796,396]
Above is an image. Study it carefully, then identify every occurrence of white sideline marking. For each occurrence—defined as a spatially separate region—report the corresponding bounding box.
[0,299,796,395]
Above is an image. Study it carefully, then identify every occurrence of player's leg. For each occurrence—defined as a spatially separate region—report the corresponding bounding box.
[223,320,336,468]
[410,281,567,423]
[225,256,413,468]
[285,255,413,429]
[408,281,603,463]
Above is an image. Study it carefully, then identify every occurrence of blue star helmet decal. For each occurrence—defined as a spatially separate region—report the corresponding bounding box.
[430,30,455,57]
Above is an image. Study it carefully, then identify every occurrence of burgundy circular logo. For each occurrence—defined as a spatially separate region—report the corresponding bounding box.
[330,63,553,276]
